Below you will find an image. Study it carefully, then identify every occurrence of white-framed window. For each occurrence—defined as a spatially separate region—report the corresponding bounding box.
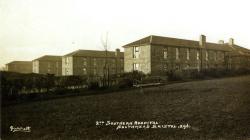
[163,48,168,59]
[65,68,69,75]
[164,63,168,71]
[48,62,51,73]
[83,58,87,66]
[93,58,96,66]
[205,50,208,61]
[133,46,139,58]
[133,63,139,71]
[187,48,190,60]
[83,67,87,75]
[214,51,217,61]
[66,57,70,65]
[197,50,200,60]
[176,48,179,60]
[93,68,97,75]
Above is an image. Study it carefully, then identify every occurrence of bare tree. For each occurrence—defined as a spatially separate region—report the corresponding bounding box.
[101,32,110,87]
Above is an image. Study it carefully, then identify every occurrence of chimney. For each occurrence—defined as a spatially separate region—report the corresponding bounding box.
[218,40,224,44]
[199,35,206,47]
[229,38,234,46]
[115,48,120,56]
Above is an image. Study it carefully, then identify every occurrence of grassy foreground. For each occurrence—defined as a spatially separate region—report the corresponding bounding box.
[2,75,250,139]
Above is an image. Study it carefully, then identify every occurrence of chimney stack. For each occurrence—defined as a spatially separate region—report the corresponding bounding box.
[199,35,206,47]
[218,40,224,44]
[115,48,120,56]
[229,38,234,46]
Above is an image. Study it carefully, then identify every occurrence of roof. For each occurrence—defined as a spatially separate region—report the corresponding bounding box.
[64,49,124,58]
[33,55,62,61]
[227,44,250,57]
[6,61,32,65]
[122,35,233,51]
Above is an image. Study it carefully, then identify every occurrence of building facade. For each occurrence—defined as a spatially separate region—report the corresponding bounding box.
[6,61,32,73]
[32,55,62,76]
[122,35,250,75]
[62,49,124,76]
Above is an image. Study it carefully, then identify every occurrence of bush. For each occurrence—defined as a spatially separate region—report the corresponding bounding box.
[118,78,133,89]
[167,70,183,81]
[88,81,100,90]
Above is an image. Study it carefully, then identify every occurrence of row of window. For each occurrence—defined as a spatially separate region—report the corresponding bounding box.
[133,46,223,61]
[65,57,123,66]
[165,48,219,61]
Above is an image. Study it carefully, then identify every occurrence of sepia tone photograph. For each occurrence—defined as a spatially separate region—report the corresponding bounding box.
[1,0,250,139]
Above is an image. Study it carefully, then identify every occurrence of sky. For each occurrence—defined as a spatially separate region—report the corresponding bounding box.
[0,0,250,68]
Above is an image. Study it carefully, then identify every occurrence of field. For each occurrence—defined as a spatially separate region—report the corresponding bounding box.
[2,75,250,139]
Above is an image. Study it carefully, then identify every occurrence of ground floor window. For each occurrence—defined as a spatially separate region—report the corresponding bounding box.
[133,63,140,71]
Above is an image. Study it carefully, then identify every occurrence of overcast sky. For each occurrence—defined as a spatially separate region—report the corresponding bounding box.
[0,0,249,68]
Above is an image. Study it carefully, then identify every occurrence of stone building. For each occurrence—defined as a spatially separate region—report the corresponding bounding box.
[122,35,250,75]
[226,44,250,70]
[6,61,32,73]
[32,55,62,76]
[62,49,124,76]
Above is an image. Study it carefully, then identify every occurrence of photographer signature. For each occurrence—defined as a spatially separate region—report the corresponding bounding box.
[10,125,31,133]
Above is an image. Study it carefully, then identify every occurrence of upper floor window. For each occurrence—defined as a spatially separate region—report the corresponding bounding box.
[214,51,217,61]
[163,48,168,59]
[66,57,70,65]
[197,50,200,60]
[176,48,179,60]
[133,46,139,58]
[187,48,190,60]
[93,58,97,66]
[83,58,87,66]
[205,51,208,61]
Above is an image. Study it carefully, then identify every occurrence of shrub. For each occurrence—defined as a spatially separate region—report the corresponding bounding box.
[167,70,183,81]
[88,81,100,90]
[118,78,133,89]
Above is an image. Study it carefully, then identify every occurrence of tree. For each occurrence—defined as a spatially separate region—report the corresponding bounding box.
[101,32,110,87]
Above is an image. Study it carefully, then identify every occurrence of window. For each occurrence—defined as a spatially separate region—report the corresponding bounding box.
[66,57,70,65]
[133,46,139,58]
[163,48,168,59]
[48,62,51,73]
[83,58,87,66]
[83,68,87,75]
[187,48,190,60]
[205,51,208,61]
[214,51,217,61]
[176,48,179,60]
[120,59,123,67]
[65,68,69,75]
[133,63,139,71]
[93,68,97,75]
[197,50,200,60]
[164,63,168,71]
[93,58,96,66]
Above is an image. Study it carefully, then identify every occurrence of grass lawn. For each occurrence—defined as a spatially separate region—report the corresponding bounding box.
[2,75,250,139]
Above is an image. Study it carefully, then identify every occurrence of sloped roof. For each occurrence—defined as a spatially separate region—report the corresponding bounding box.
[6,61,32,65]
[227,44,250,57]
[64,49,124,58]
[122,35,233,51]
[33,55,62,61]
